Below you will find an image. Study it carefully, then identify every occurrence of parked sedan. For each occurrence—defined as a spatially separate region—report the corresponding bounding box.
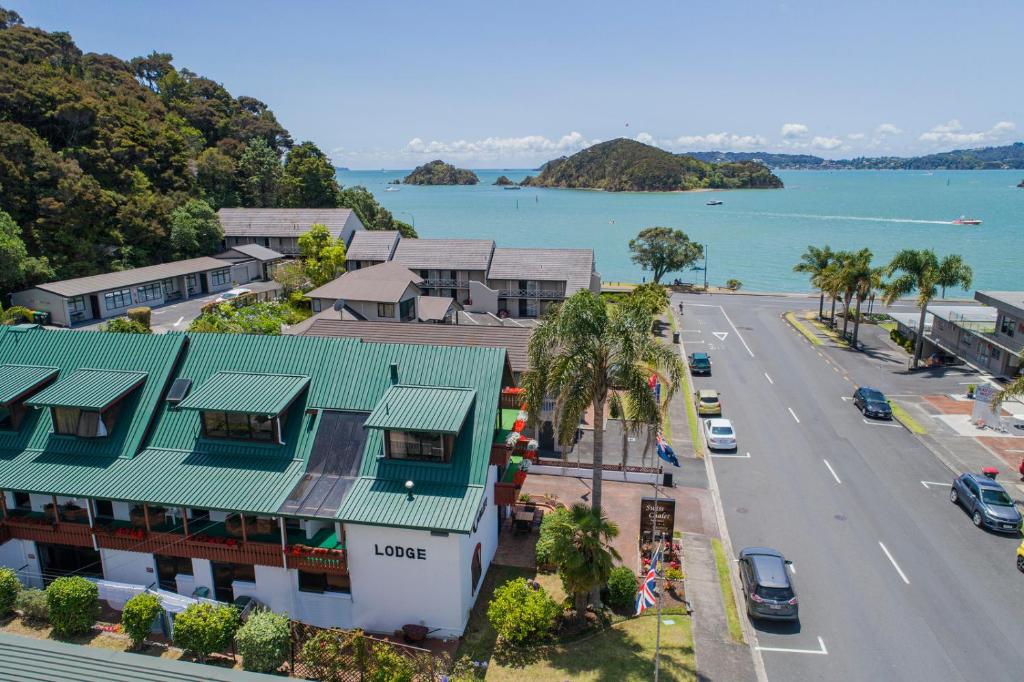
[215,287,252,303]
[950,473,1023,533]
[738,547,798,621]
[703,418,736,450]
[852,386,893,419]
[695,389,722,416]
[689,352,712,376]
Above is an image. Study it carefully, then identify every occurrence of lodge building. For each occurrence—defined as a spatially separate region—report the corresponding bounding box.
[0,324,527,636]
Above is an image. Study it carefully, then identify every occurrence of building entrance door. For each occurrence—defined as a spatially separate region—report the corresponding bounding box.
[89,295,101,319]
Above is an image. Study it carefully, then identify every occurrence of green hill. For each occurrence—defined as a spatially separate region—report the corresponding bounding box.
[688,142,1024,170]
[403,160,479,185]
[520,138,783,192]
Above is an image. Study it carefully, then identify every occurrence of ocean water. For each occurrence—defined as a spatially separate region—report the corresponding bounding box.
[336,168,1023,294]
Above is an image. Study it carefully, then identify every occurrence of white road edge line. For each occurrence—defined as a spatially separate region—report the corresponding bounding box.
[920,481,950,489]
[862,419,902,427]
[757,636,828,655]
[717,305,755,358]
[788,407,801,423]
[879,541,910,585]
[823,459,842,484]
[172,316,184,327]
[764,372,774,385]
[711,451,752,459]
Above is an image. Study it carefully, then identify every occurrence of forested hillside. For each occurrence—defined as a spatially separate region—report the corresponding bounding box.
[0,6,410,297]
[688,142,1024,170]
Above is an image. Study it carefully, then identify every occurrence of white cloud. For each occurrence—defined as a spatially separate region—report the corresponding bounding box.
[811,136,844,150]
[846,133,866,140]
[403,131,598,160]
[781,123,809,139]
[661,132,768,151]
[918,119,1016,146]
[874,123,902,136]
[634,132,656,145]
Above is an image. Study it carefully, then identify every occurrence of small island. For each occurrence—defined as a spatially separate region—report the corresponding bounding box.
[1018,179,1024,188]
[520,138,783,192]
[403,160,478,185]
[493,175,514,186]
[387,178,401,185]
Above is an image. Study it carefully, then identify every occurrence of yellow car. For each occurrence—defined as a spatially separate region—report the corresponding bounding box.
[1017,541,1024,573]
[695,389,722,416]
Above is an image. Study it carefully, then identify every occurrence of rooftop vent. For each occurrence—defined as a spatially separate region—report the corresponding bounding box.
[165,378,193,405]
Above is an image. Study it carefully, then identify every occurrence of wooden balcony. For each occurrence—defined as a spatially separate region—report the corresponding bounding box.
[4,517,94,548]
[94,528,286,568]
[499,391,524,411]
[288,550,347,575]
[490,443,511,467]
[494,481,520,506]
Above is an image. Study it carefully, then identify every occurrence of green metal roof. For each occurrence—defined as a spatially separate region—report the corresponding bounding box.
[365,385,475,434]
[0,364,58,405]
[337,478,485,533]
[177,371,310,415]
[26,368,148,410]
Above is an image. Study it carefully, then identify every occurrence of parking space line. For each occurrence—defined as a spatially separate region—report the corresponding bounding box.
[920,481,950,489]
[879,541,910,585]
[764,372,774,384]
[757,636,828,655]
[710,451,752,458]
[862,419,902,428]
[823,459,842,484]
[788,407,801,423]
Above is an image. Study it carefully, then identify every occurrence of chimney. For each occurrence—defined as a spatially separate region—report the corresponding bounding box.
[389,362,399,385]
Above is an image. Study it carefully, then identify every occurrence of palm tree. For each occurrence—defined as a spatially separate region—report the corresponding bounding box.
[524,291,683,518]
[936,254,973,299]
[819,254,849,328]
[852,260,883,348]
[883,249,973,368]
[549,503,621,622]
[793,245,834,320]
[993,363,1024,409]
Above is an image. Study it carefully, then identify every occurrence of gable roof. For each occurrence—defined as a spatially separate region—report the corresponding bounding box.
[416,296,459,322]
[33,257,229,298]
[365,385,476,434]
[392,238,495,271]
[306,261,423,304]
[288,315,533,373]
[219,243,284,262]
[0,365,59,405]
[346,230,401,262]
[177,371,310,415]
[218,208,361,239]
[27,369,147,411]
[488,247,595,294]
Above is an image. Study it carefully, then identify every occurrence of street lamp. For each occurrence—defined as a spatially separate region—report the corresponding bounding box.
[703,244,708,290]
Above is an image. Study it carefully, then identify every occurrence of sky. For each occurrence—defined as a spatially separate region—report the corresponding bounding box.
[7,0,1024,168]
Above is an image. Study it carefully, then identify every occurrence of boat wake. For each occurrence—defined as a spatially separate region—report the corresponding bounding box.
[736,211,953,225]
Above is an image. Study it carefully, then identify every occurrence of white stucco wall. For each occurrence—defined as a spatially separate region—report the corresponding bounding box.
[9,288,70,326]
[345,523,469,637]
[99,549,157,607]
[0,539,42,589]
[458,467,499,618]
[191,558,215,597]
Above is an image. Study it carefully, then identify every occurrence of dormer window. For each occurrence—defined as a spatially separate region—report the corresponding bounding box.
[365,385,475,464]
[0,364,59,431]
[176,371,310,444]
[26,368,147,438]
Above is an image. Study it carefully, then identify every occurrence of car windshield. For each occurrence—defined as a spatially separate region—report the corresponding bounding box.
[222,292,237,299]
[711,426,733,435]
[867,400,889,409]
[863,390,885,400]
[693,358,709,365]
[755,586,794,601]
[701,396,719,404]
[981,489,1014,506]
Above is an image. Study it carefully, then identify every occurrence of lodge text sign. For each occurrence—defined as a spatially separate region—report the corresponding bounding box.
[374,544,427,560]
[639,497,675,542]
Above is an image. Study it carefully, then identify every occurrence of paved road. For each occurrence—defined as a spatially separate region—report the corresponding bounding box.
[676,292,1024,681]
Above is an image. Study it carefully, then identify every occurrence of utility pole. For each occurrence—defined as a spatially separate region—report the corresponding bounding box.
[652,482,664,682]
[703,244,708,290]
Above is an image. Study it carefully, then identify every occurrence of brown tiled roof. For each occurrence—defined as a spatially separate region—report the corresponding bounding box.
[346,230,400,262]
[217,208,361,238]
[35,257,230,298]
[488,247,596,294]
[305,261,423,304]
[392,238,495,271]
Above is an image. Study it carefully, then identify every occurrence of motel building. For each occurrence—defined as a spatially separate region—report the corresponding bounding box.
[0,325,527,637]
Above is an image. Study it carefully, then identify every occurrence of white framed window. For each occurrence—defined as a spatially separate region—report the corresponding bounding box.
[104,289,132,310]
[137,282,161,302]
[210,269,230,287]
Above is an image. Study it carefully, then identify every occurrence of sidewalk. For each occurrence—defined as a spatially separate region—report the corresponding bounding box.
[657,311,696,459]
[682,533,756,682]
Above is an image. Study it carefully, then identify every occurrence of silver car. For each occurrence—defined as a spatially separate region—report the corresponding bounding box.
[703,418,737,450]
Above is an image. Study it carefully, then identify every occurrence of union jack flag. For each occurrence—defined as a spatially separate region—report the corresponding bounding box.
[635,548,661,615]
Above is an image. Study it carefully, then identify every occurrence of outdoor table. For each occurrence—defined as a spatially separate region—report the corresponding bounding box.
[514,510,534,533]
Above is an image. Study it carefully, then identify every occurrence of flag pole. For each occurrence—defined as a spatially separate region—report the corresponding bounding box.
[653,481,663,682]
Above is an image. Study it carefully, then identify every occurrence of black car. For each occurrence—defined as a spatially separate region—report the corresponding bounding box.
[738,547,798,621]
[689,352,712,376]
[950,473,1023,533]
[852,386,892,420]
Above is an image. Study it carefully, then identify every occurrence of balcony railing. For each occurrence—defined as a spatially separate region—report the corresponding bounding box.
[93,526,287,568]
[498,288,564,299]
[494,481,520,506]
[423,278,469,289]
[5,517,94,548]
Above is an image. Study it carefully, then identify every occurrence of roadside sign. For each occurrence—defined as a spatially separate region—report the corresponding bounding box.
[640,497,675,542]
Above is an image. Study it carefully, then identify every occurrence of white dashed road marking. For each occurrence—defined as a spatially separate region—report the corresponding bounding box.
[823,459,842,484]
[879,541,910,585]
[788,407,801,423]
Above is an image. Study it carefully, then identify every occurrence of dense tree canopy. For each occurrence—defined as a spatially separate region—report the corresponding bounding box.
[169,199,223,259]
[403,160,479,185]
[0,8,411,298]
[628,227,704,283]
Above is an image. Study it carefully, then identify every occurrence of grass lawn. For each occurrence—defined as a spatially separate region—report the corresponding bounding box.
[710,538,744,644]
[679,371,702,458]
[888,400,927,435]
[459,566,696,681]
[878,321,897,332]
[786,312,823,346]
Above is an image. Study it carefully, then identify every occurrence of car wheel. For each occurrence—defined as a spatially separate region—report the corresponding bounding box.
[972,510,983,527]
[1018,555,1024,572]
[949,488,959,505]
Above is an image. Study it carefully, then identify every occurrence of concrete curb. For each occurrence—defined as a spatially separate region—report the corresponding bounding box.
[670,306,769,682]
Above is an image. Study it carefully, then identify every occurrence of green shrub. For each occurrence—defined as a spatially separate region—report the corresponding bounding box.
[299,630,349,682]
[16,588,48,623]
[103,317,151,334]
[121,593,163,649]
[664,566,684,581]
[486,578,560,646]
[368,641,415,682]
[725,278,742,291]
[46,576,99,637]
[173,602,240,662]
[126,306,152,328]
[0,568,21,616]
[606,566,638,609]
[236,609,290,673]
[535,507,570,568]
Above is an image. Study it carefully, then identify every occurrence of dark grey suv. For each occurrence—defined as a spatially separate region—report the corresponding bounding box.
[738,547,798,621]
[950,473,1022,533]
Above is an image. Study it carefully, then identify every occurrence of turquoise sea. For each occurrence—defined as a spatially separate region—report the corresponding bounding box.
[335,169,1022,294]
